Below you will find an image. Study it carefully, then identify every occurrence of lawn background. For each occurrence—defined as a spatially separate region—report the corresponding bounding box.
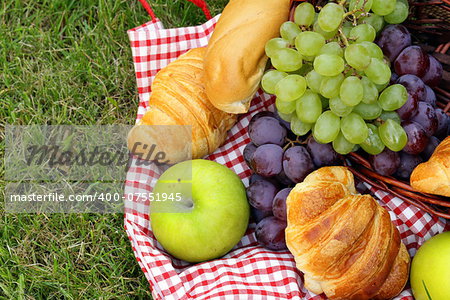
[1,0,227,298]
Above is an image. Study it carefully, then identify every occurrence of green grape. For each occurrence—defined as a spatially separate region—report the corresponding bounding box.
[275,97,297,114]
[296,89,322,123]
[265,38,290,58]
[313,111,341,143]
[375,81,389,92]
[303,55,316,62]
[290,114,313,136]
[378,84,408,111]
[271,48,303,72]
[360,14,385,32]
[294,2,316,27]
[261,70,288,94]
[318,41,344,57]
[361,76,379,104]
[320,95,330,109]
[360,124,385,155]
[374,111,401,126]
[329,96,353,117]
[280,21,302,44]
[295,31,326,57]
[306,70,324,93]
[349,24,376,43]
[318,3,344,32]
[378,119,407,151]
[341,113,369,144]
[277,111,293,122]
[340,76,363,106]
[313,21,338,39]
[344,44,371,70]
[314,54,345,77]
[349,0,373,14]
[352,101,382,120]
[333,132,355,154]
[364,58,391,85]
[360,41,384,59]
[342,22,353,37]
[371,0,396,16]
[384,0,409,24]
[291,63,314,76]
[320,73,344,98]
[275,74,307,101]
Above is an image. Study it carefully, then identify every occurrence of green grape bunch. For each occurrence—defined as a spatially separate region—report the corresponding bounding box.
[261,0,410,155]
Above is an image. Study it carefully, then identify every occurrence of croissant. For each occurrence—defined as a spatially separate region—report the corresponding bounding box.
[410,136,450,197]
[286,166,410,300]
[127,47,237,163]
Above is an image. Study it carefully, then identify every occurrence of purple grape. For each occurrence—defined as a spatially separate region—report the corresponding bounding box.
[396,94,418,120]
[275,170,294,186]
[249,173,265,184]
[394,46,430,77]
[410,102,438,136]
[272,188,292,222]
[421,55,443,87]
[306,137,340,167]
[390,72,399,85]
[283,146,315,183]
[249,111,276,127]
[247,179,278,212]
[249,116,287,146]
[435,108,449,138]
[250,206,273,224]
[243,143,257,166]
[395,152,423,180]
[422,85,437,107]
[369,148,401,176]
[250,144,283,177]
[274,110,291,130]
[255,216,287,250]
[355,179,370,194]
[376,25,412,62]
[402,121,429,155]
[422,136,441,160]
[396,74,426,102]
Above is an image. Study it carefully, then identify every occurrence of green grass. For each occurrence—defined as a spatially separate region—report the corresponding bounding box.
[0,0,227,298]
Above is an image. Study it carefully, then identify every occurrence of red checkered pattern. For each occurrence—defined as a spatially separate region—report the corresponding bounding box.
[125,14,450,300]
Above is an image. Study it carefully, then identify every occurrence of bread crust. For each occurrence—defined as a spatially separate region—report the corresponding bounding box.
[127,48,236,163]
[204,0,290,114]
[410,136,450,197]
[286,166,410,299]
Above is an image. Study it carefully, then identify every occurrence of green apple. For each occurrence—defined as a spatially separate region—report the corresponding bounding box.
[411,231,450,300]
[150,159,249,263]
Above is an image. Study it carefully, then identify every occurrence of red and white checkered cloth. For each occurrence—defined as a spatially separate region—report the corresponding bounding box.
[124,13,450,300]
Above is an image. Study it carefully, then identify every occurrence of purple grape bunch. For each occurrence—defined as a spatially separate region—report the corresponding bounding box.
[367,25,448,179]
[245,111,342,250]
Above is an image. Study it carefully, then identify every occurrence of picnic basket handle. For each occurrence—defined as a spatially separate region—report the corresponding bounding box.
[137,0,212,20]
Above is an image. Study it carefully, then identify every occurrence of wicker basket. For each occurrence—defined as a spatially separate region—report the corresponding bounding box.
[289,0,450,218]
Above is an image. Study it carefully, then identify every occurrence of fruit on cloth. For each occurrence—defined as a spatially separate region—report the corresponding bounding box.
[150,159,249,262]
[411,231,450,300]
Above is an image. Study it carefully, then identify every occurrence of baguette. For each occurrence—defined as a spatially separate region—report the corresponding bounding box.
[410,136,450,197]
[204,0,290,114]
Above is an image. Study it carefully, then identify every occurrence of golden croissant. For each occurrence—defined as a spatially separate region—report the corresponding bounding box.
[286,166,410,300]
[410,136,450,197]
[127,47,236,163]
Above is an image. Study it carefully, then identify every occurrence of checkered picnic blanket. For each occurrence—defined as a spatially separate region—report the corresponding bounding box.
[124,3,450,299]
